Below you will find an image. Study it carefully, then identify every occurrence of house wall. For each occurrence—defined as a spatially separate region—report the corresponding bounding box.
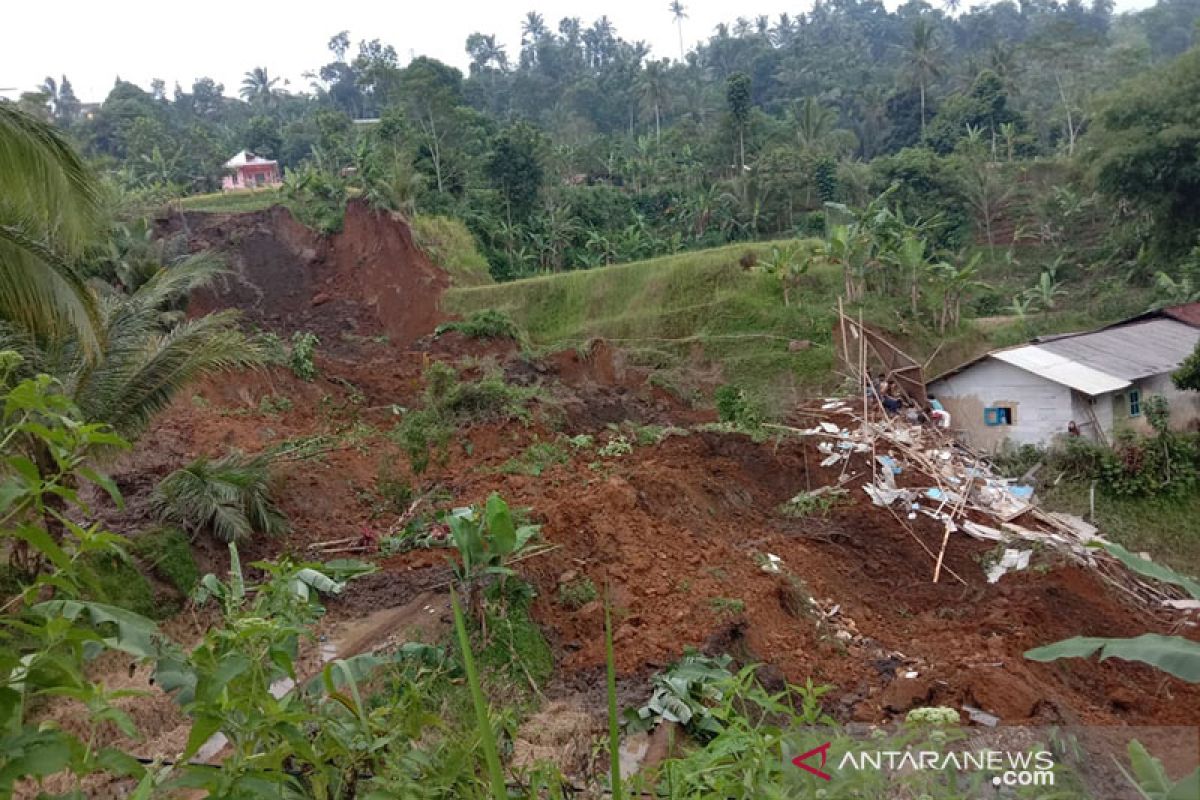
[928,358,1074,450]
[222,163,281,191]
[1108,373,1200,437]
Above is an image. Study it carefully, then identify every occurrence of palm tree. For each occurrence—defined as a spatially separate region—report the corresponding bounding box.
[521,12,547,46]
[49,254,261,438]
[239,67,278,105]
[0,103,101,353]
[669,1,688,61]
[901,19,944,135]
[639,61,670,142]
[793,97,837,153]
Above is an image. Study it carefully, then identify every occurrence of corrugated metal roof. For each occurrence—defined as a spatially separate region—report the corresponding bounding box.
[991,346,1131,396]
[1037,319,1200,381]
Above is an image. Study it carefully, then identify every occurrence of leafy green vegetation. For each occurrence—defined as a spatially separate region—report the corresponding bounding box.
[128,526,200,596]
[557,576,597,609]
[437,308,525,342]
[411,214,493,287]
[152,451,288,543]
[392,361,538,473]
[1026,542,1200,682]
[289,330,320,381]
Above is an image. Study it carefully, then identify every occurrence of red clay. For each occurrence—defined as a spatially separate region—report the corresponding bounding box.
[93,209,1200,738]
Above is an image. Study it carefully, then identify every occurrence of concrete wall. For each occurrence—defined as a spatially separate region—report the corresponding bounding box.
[1108,373,1200,437]
[928,358,1074,450]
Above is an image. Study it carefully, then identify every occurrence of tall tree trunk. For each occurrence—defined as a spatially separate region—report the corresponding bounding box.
[655,103,661,143]
[1054,73,1076,157]
[919,82,927,135]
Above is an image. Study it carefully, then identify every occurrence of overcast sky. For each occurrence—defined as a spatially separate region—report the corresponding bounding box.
[1,0,1159,102]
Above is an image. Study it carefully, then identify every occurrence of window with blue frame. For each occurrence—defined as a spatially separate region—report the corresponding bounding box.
[984,406,1013,426]
[1128,389,1141,417]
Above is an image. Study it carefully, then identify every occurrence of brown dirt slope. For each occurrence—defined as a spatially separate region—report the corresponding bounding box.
[168,200,448,349]
[57,208,1200,779]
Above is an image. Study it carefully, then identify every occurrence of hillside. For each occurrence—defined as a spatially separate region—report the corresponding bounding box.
[445,241,1145,415]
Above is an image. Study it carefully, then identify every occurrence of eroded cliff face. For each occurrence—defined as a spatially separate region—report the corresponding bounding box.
[170,200,448,350]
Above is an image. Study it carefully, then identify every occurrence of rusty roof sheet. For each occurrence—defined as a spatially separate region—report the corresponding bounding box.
[1161,302,1200,328]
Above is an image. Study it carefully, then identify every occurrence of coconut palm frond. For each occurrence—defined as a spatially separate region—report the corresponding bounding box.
[0,222,100,354]
[0,104,103,352]
[0,103,101,248]
[152,452,287,543]
[77,310,263,438]
[129,252,227,313]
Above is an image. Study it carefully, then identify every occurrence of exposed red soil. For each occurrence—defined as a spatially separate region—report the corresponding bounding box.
[72,206,1200,777]
[166,200,448,350]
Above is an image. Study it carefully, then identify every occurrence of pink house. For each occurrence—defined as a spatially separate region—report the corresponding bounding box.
[221,150,282,191]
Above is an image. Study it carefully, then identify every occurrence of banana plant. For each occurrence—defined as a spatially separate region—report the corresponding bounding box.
[1026,542,1200,682]
[448,493,539,621]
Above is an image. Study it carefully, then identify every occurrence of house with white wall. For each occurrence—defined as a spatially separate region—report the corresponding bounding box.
[927,303,1200,450]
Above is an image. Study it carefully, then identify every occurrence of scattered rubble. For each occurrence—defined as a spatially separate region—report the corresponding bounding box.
[770,403,1194,611]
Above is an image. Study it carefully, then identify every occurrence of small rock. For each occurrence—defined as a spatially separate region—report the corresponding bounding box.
[788,339,813,352]
[558,570,579,586]
[311,292,332,307]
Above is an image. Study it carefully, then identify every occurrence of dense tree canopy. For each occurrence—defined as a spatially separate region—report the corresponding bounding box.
[9,0,1199,280]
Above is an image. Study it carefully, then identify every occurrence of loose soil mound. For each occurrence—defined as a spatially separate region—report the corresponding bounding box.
[53,213,1200,783]
[168,200,448,350]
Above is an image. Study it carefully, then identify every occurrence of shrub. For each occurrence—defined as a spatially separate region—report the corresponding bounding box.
[714,384,760,427]
[128,527,200,596]
[436,309,524,343]
[392,362,535,474]
[1101,430,1198,498]
[290,331,320,381]
[79,552,158,618]
[152,452,288,543]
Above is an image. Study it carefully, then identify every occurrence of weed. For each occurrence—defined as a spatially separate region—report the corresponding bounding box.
[598,435,633,458]
[191,394,209,408]
[566,433,594,450]
[290,331,320,381]
[257,394,293,416]
[436,309,525,343]
[709,597,746,617]
[499,439,569,476]
[779,487,848,518]
[558,576,598,609]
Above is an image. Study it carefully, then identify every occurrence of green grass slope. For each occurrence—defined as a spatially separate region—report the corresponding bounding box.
[445,241,844,410]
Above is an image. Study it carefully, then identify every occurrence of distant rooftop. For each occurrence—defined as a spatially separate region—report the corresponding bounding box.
[223,149,277,169]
